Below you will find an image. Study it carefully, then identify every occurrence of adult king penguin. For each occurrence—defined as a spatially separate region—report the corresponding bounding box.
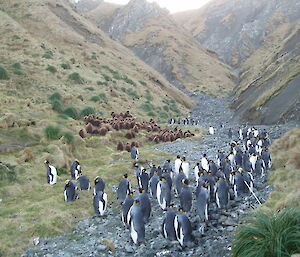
[117,174,131,204]
[181,157,190,179]
[70,159,81,180]
[149,170,160,198]
[122,191,134,227]
[44,160,57,185]
[138,188,151,223]
[157,177,171,210]
[214,176,229,210]
[93,191,107,216]
[94,176,105,196]
[64,180,78,202]
[128,200,145,245]
[174,208,193,248]
[179,179,192,212]
[77,173,91,191]
[162,204,177,241]
[174,155,182,175]
[201,154,209,172]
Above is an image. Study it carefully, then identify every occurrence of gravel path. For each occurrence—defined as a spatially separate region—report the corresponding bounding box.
[22,93,297,257]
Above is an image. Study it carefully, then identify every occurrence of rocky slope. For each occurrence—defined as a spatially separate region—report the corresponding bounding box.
[79,0,236,95]
[174,0,300,124]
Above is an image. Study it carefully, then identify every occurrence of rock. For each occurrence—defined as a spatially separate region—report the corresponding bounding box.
[97,244,108,251]
[222,218,237,227]
[124,244,134,253]
[33,237,40,246]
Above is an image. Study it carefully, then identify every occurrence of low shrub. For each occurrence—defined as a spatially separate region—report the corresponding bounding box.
[140,103,153,112]
[68,72,84,84]
[147,111,156,117]
[84,87,95,91]
[97,81,108,86]
[0,66,9,80]
[11,62,21,69]
[44,125,61,140]
[51,100,62,113]
[62,131,74,144]
[0,163,17,182]
[80,107,95,117]
[57,113,69,119]
[102,74,112,82]
[48,92,62,102]
[232,208,300,257]
[61,63,71,69]
[46,65,57,73]
[63,107,78,119]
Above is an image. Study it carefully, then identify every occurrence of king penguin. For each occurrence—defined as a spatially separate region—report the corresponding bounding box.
[214,176,229,209]
[94,176,105,196]
[174,155,182,175]
[149,170,160,198]
[175,167,187,196]
[138,188,151,223]
[70,159,81,180]
[174,208,193,248]
[179,179,192,212]
[44,160,57,185]
[137,168,149,192]
[93,190,107,216]
[162,204,177,241]
[64,180,78,202]
[117,173,131,204]
[201,154,209,172]
[128,200,145,245]
[181,157,190,179]
[77,173,91,191]
[157,177,171,210]
[195,184,209,234]
[122,191,134,227]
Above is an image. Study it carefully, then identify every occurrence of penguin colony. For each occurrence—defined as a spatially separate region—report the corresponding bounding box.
[79,112,195,148]
[45,126,272,248]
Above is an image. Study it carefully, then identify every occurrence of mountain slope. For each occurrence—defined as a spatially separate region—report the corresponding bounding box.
[0,0,193,124]
[80,0,236,96]
[174,0,300,67]
[174,0,300,124]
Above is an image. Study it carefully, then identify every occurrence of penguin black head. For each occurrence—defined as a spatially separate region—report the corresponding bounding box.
[123,174,128,179]
[138,188,145,193]
[209,160,213,163]
[182,157,186,162]
[166,160,171,163]
[142,168,147,172]
[207,171,212,175]
[160,177,166,182]
[133,199,140,205]
[65,180,70,187]
[178,207,184,213]
[128,191,134,196]
[75,159,79,163]
[176,155,180,159]
[217,168,222,172]
[181,179,189,185]
[196,162,200,166]
[203,154,207,157]
[44,160,50,165]
[167,204,174,209]
[94,177,99,183]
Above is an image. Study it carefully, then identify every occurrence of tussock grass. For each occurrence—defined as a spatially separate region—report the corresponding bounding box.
[232,208,300,257]
[44,125,61,140]
[0,66,9,80]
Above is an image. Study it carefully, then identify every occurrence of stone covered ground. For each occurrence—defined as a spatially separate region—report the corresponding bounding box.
[23,93,296,257]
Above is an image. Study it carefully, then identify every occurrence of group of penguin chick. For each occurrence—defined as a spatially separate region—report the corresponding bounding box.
[44,126,272,248]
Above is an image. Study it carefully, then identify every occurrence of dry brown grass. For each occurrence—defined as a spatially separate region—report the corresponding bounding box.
[262,128,300,211]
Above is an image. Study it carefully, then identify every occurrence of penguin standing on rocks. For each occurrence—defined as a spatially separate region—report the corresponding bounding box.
[138,188,151,223]
[201,154,209,172]
[261,148,272,169]
[174,155,182,175]
[194,162,201,181]
[208,160,217,176]
[77,173,91,191]
[128,200,145,245]
[70,159,81,180]
[255,156,265,177]
[175,167,187,196]
[93,190,107,216]
[64,180,78,202]
[117,174,131,204]
[161,170,172,190]
[122,191,134,227]
[232,171,247,198]
[162,204,177,241]
[214,176,229,209]
[137,168,149,192]
[249,154,257,171]
[157,177,171,210]
[195,184,209,233]
[179,179,192,212]
[44,160,57,185]
[94,176,105,196]
[149,170,160,198]
[174,208,193,248]
[181,157,190,179]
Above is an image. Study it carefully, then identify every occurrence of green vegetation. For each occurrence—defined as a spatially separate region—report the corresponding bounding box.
[0,163,17,183]
[102,74,112,82]
[0,66,9,80]
[11,63,21,69]
[139,80,147,86]
[42,50,53,59]
[62,131,74,144]
[51,100,63,113]
[44,125,61,140]
[232,208,300,257]
[147,111,156,116]
[140,103,153,112]
[13,70,25,76]
[63,107,78,119]
[68,72,84,84]
[61,63,71,70]
[144,89,153,101]
[90,96,100,102]
[125,88,139,99]
[122,75,135,85]
[46,65,57,73]
[84,87,95,91]
[158,111,168,119]
[48,92,62,102]
[57,113,69,119]
[80,107,95,117]
[97,81,108,86]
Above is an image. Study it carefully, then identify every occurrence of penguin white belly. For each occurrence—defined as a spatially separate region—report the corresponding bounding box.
[93,187,96,196]
[174,160,181,174]
[127,207,133,226]
[157,183,162,205]
[49,166,57,185]
[209,127,214,135]
[179,227,184,246]
[201,159,209,171]
[182,163,189,178]
[216,192,220,208]
[163,224,168,239]
[205,204,208,221]
[174,216,179,240]
[64,190,68,202]
[103,193,108,213]
[130,221,138,244]
[74,170,79,180]
[234,185,238,198]
[99,200,104,216]
[194,166,199,181]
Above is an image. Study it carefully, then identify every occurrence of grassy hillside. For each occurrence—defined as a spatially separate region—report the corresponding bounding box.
[82,0,236,96]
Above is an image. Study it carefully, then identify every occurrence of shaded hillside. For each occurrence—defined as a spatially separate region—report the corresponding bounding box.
[174,0,300,67]
[0,0,194,125]
[174,0,300,124]
[80,0,236,95]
